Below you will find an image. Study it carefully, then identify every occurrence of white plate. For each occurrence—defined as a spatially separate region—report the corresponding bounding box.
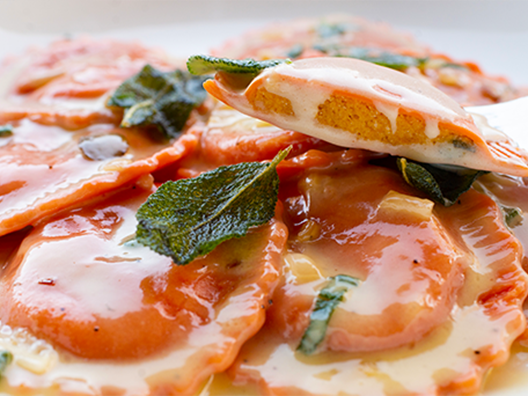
[0,1,527,395]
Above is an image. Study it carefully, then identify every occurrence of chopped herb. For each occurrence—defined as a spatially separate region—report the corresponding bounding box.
[312,43,341,54]
[107,64,208,139]
[451,137,475,151]
[136,147,291,265]
[345,48,426,71]
[286,44,304,59]
[298,274,359,355]
[0,124,13,137]
[0,350,12,376]
[187,55,288,76]
[312,45,425,71]
[501,205,523,228]
[441,62,468,70]
[397,158,487,206]
[317,22,346,38]
[423,58,468,70]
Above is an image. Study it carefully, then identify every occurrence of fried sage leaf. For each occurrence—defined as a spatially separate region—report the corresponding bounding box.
[397,158,487,206]
[187,55,288,76]
[0,350,12,377]
[136,147,291,265]
[298,274,360,355]
[107,64,208,139]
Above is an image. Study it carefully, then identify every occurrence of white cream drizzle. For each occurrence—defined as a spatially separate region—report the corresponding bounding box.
[236,304,520,396]
[264,58,466,122]
[424,117,440,139]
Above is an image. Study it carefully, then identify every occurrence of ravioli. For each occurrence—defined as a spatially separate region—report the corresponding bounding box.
[228,149,528,395]
[0,39,207,238]
[0,118,198,237]
[0,38,176,129]
[0,177,287,395]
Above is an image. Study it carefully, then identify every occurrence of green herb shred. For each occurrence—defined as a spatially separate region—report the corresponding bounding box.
[298,274,359,355]
[0,350,12,377]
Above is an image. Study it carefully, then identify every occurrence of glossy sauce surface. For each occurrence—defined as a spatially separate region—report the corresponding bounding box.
[0,117,198,237]
[227,150,528,396]
[0,18,527,396]
[0,38,207,238]
[0,178,288,395]
[0,38,177,129]
[199,102,330,166]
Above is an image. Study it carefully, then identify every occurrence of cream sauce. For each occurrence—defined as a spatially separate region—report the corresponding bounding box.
[0,117,196,237]
[0,179,288,396]
[230,305,519,396]
[265,57,465,123]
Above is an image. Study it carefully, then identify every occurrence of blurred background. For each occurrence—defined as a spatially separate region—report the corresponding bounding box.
[0,0,526,84]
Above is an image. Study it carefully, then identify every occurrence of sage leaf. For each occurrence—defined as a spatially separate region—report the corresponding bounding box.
[397,158,487,206]
[107,64,208,139]
[312,45,425,71]
[187,55,288,76]
[298,274,359,355]
[345,48,426,71]
[136,147,291,265]
[0,350,12,376]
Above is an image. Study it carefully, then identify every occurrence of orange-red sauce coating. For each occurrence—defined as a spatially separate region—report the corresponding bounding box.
[0,16,527,396]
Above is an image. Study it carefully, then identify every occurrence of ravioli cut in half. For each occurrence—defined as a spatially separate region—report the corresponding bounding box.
[203,57,528,176]
[0,178,287,395]
[227,150,528,396]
